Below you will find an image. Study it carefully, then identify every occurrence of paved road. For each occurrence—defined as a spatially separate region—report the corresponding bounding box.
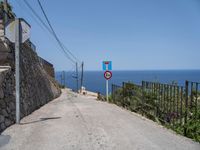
[0,89,199,150]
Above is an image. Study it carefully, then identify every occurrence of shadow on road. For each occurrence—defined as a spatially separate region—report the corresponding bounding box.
[0,135,11,148]
[20,117,61,125]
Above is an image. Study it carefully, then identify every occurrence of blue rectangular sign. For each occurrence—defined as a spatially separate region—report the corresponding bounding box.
[102,61,112,71]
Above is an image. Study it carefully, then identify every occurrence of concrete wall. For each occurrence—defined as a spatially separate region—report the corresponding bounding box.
[0,41,61,133]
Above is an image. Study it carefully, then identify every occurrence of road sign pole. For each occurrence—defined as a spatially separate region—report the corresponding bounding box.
[15,18,20,124]
[5,18,30,124]
[103,61,112,102]
[106,79,108,101]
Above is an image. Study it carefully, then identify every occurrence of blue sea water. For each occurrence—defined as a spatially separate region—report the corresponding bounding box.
[56,70,200,95]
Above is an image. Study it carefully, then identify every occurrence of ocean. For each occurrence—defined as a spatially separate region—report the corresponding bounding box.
[55,70,200,95]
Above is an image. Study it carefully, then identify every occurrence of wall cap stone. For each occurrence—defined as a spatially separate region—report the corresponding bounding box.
[0,66,11,72]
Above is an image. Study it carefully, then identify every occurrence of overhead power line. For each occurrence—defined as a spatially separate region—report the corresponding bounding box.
[22,0,79,64]
[18,0,84,89]
[15,0,47,34]
[37,0,79,63]
[22,0,52,36]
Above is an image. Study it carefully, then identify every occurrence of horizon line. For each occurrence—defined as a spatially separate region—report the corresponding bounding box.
[55,69,200,72]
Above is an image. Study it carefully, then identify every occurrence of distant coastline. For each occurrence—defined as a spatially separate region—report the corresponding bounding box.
[56,70,200,94]
[65,69,200,72]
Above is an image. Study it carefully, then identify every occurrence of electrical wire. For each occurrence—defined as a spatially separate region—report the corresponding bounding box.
[37,0,80,64]
[16,0,83,86]
[22,0,52,35]
[22,0,78,64]
[15,0,48,35]
[15,0,75,66]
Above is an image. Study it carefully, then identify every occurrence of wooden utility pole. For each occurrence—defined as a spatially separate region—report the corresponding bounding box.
[80,62,84,93]
[76,62,79,93]
[63,71,65,87]
[60,73,63,85]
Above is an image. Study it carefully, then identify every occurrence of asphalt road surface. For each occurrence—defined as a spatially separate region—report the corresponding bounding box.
[0,89,199,150]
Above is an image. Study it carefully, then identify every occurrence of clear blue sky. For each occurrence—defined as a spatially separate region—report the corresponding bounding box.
[9,0,200,71]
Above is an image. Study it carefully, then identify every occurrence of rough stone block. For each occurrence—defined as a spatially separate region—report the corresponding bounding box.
[0,100,6,108]
[5,118,11,127]
[0,88,4,98]
[9,102,15,111]
[2,109,8,117]
[0,123,6,131]
[0,115,4,123]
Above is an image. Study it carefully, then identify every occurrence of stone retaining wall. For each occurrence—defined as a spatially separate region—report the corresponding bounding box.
[39,57,55,78]
[0,67,15,131]
[0,41,61,133]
